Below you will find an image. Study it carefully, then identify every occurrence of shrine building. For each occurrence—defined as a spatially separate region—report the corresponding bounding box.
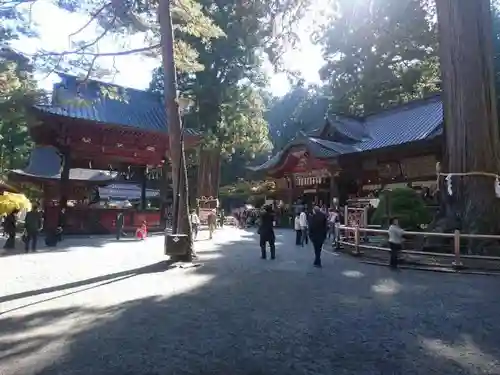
[9,73,201,234]
[249,95,443,208]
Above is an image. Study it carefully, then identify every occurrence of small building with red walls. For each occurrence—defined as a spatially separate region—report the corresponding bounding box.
[9,73,201,234]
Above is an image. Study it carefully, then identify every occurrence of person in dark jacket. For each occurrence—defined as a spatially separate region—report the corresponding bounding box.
[57,208,66,242]
[259,205,276,260]
[308,206,328,267]
[24,204,42,252]
[3,209,18,249]
[116,212,125,240]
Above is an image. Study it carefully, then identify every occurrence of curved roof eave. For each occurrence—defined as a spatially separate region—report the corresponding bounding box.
[248,136,340,173]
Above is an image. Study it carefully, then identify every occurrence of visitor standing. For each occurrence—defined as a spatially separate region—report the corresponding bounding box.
[135,221,148,240]
[388,217,404,269]
[24,204,42,252]
[219,209,225,228]
[259,205,276,259]
[299,208,308,246]
[190,209,200,239]
[115,212,125,240]
[3,209,18,249]
[308,206,328,268]
[327,209,337,239]
[294,213,301,245]
[57,208,66,242]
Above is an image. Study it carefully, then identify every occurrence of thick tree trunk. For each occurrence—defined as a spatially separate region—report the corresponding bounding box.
[197,148,221,198]
[435,0,500,253]
[158,0,193,258]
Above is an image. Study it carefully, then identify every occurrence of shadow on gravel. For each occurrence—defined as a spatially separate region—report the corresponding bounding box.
[0,261,174,306]
[0,231,171,257]
[1,229,500,375]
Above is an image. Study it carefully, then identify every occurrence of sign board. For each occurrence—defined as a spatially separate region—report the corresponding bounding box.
[295,168,331,186]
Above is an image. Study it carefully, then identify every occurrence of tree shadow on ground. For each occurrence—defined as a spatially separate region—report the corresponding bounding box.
[0,227,178,257]
[0,261,174,306]
[1,229,500,374]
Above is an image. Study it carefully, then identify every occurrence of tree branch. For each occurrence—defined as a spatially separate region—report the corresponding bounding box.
[67,2,111,40]
[38,44,161,57]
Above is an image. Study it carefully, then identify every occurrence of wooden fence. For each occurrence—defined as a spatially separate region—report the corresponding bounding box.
[338,225,500,272]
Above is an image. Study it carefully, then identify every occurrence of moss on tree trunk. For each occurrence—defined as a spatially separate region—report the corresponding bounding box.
[434,0,500,253]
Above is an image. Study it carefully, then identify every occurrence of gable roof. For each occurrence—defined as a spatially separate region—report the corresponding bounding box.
[250,95,443,172]
[34,73,200,136]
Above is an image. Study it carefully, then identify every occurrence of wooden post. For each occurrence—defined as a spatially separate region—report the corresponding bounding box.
[288,175,294,208]
[329,171,339,208]
[140,167,147,211]
[59,149,70,211]
[354,225,361,256]
[452,229,464,269]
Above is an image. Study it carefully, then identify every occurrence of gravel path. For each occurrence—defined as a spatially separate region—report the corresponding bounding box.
[1,227,500,375]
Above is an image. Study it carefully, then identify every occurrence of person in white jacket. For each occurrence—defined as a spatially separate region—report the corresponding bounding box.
[190,209,201,239]
[299,209,308,246]
[294,213,301,245]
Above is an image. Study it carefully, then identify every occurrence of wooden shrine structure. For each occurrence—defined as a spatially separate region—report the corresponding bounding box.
[9,73,202,234]
[249,95,443,209]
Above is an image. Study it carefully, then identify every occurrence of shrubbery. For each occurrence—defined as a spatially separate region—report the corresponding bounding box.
[371,188,432,230]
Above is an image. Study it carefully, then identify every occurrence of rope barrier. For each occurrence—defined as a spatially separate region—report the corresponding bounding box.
[435,162,500,195]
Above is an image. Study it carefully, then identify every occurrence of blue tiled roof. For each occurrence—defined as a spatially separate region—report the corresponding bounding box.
[330,115,369,141]
[34,74,201,136]
[354,96,443,152]
[250,95,443,172]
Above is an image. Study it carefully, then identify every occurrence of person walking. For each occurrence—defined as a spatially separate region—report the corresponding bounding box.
[294,213,302,245]
[24,204,42,252]
[299,208,308,246]
[259,205,276,260]
[3,209,18,250]
[190,209,200,239]
[327,209,337,239]
[207,209,217,239]
[115,212,126,240]
[219,209,225,228]
[388,217,404,269]
[309,206,328,268]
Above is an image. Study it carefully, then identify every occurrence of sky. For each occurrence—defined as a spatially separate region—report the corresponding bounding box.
[12,1,327,97]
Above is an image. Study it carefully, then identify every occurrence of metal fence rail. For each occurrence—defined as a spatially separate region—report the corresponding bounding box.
[338,225,500,272]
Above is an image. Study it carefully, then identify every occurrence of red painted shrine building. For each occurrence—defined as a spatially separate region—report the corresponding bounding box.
[250,95,443,207]
[9,74,201,234]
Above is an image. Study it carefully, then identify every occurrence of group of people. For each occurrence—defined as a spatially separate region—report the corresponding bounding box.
[2,204,43,252]
[115,212,149,241]
[294,208,341,248]
[258,204,405,269]
[258,205,333,267]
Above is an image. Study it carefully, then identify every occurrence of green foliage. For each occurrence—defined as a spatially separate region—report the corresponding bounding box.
[315,0,438,116]
[265,82,329,148]
[150,0,311,154]
[0,46,45,171]
[0,2,44,172]
[3,0,224,76]
[371,188,432,230]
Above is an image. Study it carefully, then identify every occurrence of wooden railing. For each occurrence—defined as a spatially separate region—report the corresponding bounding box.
[338,225,500,271]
